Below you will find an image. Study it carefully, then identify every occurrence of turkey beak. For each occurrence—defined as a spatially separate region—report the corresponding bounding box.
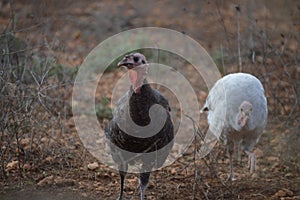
[243,110,251,120]
[117,58,134,69]
[245,111,252,120]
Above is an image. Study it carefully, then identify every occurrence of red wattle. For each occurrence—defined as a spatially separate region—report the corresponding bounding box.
[129,69,142,93]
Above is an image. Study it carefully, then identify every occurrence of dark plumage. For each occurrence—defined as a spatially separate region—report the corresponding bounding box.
[105,53,174,200]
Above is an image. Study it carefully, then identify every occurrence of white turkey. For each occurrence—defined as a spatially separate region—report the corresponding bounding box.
[105,53,174,199]
[201,73,268,180]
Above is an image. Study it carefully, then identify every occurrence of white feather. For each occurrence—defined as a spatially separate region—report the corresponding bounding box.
[201,72,268,180]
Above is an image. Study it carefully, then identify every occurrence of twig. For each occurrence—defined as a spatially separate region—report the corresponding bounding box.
[9,0,16,33]
[183,113,209,200]
[248,0,255,63]
[236,5,242,72]
[215,0,232,54]
[184,112,236,198]
[220,44,226,74]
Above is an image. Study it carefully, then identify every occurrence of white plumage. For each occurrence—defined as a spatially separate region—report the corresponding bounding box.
[201,73,268,180]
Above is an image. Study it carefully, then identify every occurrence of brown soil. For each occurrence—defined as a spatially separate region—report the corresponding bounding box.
[0,1,299,200]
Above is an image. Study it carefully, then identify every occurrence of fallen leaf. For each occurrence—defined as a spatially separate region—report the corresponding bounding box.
[88,162,99,170]
[23,163,31,171]
[6,160,19,171]
[37,175,54,187]
[54,176,75,187]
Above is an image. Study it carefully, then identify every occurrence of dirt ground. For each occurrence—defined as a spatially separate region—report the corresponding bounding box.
[0,0,299,200]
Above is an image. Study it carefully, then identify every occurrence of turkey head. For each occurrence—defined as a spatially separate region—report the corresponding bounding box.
[237,101,253,128]
[118,53,148,94]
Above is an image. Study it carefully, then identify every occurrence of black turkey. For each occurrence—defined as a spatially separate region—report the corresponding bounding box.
[201,73,268,180]
[105,53,174,200]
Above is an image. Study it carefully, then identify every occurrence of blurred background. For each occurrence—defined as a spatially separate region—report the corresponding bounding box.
[0,0,299,199]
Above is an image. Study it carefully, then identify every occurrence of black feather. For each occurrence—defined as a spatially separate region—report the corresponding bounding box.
[105,82,174,168]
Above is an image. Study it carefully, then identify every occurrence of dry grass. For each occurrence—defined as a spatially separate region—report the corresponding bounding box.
[0,0,299,199]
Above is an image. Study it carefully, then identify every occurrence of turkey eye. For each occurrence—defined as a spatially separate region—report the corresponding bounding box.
[142,60,145,64]
[133,56,139,62]
[240,108,243,112]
